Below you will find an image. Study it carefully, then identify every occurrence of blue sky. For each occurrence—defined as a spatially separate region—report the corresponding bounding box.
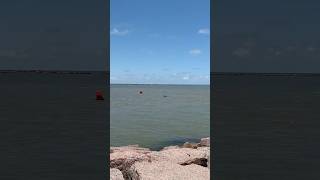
[111,0,210,84]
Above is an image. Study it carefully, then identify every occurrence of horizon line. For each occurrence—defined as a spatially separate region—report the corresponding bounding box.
[2,70,320,74]
[110,83,210,85]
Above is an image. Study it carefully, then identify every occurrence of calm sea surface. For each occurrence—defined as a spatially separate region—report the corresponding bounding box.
[213,74,320,180]
[0,72,107,179]
[110,84,210,149]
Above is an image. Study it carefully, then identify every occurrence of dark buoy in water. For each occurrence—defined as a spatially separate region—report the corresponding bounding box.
[139,90,143,95]
[163,95,168,98]
[96,90,104,100]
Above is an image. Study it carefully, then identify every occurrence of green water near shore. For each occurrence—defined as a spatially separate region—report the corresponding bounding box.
[110,84,210,149]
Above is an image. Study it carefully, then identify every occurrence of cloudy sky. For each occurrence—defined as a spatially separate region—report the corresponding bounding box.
[0,0,106,71]
[214,0,320,73]
[111,0,210,84]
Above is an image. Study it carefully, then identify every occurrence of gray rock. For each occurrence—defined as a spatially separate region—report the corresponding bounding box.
[150,147,210,166]
[161,145,180,150]
[110,138,211,179]
[206,153,210,169]
[182,142,198,149]
[128,161,210,180]
[110,168,124,180]
[110,145,152,179]
[110,145,152,170]
[199,137,210,147]
[111,145,150,153]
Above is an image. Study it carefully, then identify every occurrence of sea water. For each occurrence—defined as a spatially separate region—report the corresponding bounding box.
[110,84,210,149]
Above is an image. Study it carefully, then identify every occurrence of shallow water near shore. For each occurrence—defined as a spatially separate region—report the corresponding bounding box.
[110,84,210,150]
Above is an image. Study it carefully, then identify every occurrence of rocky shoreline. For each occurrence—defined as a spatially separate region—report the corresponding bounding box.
[110,137,210,180]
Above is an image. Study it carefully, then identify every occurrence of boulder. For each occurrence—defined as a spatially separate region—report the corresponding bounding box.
[206,153,210,169]
[128,161,209,180]
[110,138,211,179]
[111,145,150,153]
[110,168,124,180]
[161,145,180,150]
[150,147,209,167]
[182,142,198,149]
[110,145,152,171]
[199,137,210,147]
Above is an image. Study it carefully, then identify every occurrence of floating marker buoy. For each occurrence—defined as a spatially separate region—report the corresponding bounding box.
[96,90,104,100]
[139,90,143,94]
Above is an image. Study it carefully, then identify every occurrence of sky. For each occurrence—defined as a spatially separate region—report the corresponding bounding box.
[110,0,210,84]
[214,0,320,73]
[0,0,106,71]
[2,0,319,74]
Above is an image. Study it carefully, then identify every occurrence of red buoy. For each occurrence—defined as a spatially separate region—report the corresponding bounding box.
[96,90,104,100]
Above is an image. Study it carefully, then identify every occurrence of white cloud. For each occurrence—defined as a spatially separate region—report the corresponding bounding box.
[189,49,202,55]
[199,74,209,79]
[198,28,210,35]
[110,72,209,84]
[182,76,190,80]
[110,28,129,36]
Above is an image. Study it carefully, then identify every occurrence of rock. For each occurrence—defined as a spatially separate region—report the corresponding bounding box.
[150,147,210,166]
[110,138,211,179]
[128,161,210,180]
[111,145,150,153]
[205,152,210,169]
[199,137,210,147]
[161,145,180,150]
[182,142,198,149]
[110,145,153,179]
[110,145,152,171]
[110,168,124,180]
